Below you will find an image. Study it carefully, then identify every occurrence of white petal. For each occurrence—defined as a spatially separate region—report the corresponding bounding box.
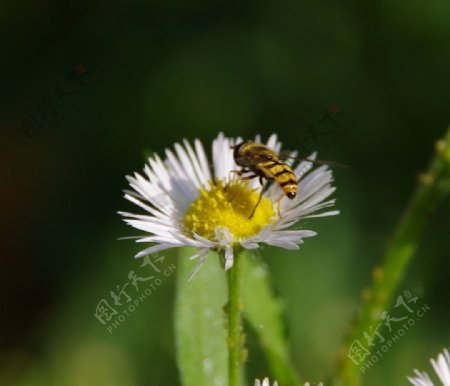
[174,142,203,189]
[295,152,317,178]
[182,139,210,186]
[195,139,212,182]
[266,133,280,152]
[407,350,450,386]
[431,349,450,386]
[188,251,209,281]
[267,241,300,249]
[164,148,199,210]
[300,210,340,219]
[254,378,278,386]
[213,133,235,181]
[128,166,173,214]
[213,226,234,245]
[123,193,169,219]
[224,246,234,270]
[241,240,260,249]
[407,369,434,386]
[124,219,176,236]
[135,243,181,258]
[280,199,337,226]
[192,233,218,247]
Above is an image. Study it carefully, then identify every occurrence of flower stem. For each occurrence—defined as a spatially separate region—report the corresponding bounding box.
[336,127,450,386]
[228,249,243,386]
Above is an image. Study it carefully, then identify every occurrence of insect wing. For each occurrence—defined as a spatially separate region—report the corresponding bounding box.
[279,150,348,168]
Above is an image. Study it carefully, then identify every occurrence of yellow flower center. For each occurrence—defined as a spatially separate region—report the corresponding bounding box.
[183,179,275,241]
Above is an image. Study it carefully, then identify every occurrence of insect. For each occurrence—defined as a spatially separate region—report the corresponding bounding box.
[232,141,344,219]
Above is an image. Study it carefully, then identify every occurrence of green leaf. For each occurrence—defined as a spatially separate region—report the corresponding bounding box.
[242,251,302,386]
[175,248,228,386]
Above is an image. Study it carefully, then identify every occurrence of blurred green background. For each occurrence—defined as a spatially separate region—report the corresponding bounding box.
[1,0,449,385]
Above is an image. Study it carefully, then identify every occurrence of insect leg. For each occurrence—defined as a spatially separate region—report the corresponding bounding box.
[248,177,266,219]
[240,173,258,180]
[230,167,250,176]
[227,173,258,203]
[226,172,258,203]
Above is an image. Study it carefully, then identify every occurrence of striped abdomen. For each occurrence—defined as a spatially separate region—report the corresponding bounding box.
[259,160,298,199]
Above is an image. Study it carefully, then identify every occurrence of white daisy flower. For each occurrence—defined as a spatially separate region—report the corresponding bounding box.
[304,383,324,386]
[255,377,278,386]
[408,348,450,386]
[120,133,339,279]
[254,378,323,386]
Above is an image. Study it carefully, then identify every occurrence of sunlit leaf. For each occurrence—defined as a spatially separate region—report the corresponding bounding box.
[175,248,228,386]
[242,252,302,386]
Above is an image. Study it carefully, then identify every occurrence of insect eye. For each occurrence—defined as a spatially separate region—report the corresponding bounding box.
[287,192,296,199]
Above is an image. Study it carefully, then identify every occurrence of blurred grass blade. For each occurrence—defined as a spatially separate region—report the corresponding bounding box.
[242,251,302,386]
[175,248,228,386]
[336,128,450,386]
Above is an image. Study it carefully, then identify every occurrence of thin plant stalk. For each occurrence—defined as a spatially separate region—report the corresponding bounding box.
[227,250,243,386]
[336,128,450,386]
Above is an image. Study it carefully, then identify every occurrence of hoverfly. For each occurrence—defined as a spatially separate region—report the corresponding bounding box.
[232,141,345,219]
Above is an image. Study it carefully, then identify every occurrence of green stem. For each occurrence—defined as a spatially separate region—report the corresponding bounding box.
[336,128,450,386]
[228,249,243,386]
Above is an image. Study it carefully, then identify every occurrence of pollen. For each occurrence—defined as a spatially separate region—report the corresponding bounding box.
[183,179,275,241]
